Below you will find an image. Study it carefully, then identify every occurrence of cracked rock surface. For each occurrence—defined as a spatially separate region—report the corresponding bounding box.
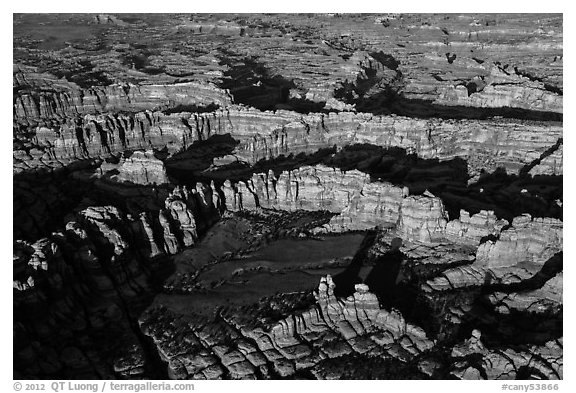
[14,13,562,380]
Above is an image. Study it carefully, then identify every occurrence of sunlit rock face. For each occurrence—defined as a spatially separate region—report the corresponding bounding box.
[110,150,170,185]
[14,13,562,380]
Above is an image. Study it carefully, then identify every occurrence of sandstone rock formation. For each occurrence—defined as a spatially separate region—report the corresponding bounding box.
[13,13,562,380]
[111,150,170,185]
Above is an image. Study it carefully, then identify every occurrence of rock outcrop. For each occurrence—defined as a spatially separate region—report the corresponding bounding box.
[139,276,434,379]
[15,105,563,179]
[111,150,170,185]
[14,13,562,380]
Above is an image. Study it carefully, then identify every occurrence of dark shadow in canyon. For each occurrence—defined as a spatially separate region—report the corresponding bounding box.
[333,235,430,333]
[13,156,173,243]
[13,133,241,244]
[13,163,224,379]
[15,136,562,248]
[332,230,378,298]
[333,51,563,122]
[164,133,240,182]
[13,160,103,242]
[337,81,563,121]
[215,48,562,122]
[518,137,563,177]
[363,238,406,309]
[334,239,562,352]
[217,54,333,114]
[14,127,562,379]
[408,252,563,349]
[459,252,563,347]
[373,94,563,122]
[181,141,562,224]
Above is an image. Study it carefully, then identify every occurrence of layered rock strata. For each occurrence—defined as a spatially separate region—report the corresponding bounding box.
[15,106,563,179]
[14,13,562,380]
[139,276,434,379]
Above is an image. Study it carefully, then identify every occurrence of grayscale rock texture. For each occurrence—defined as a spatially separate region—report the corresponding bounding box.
[13,13,562,380]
